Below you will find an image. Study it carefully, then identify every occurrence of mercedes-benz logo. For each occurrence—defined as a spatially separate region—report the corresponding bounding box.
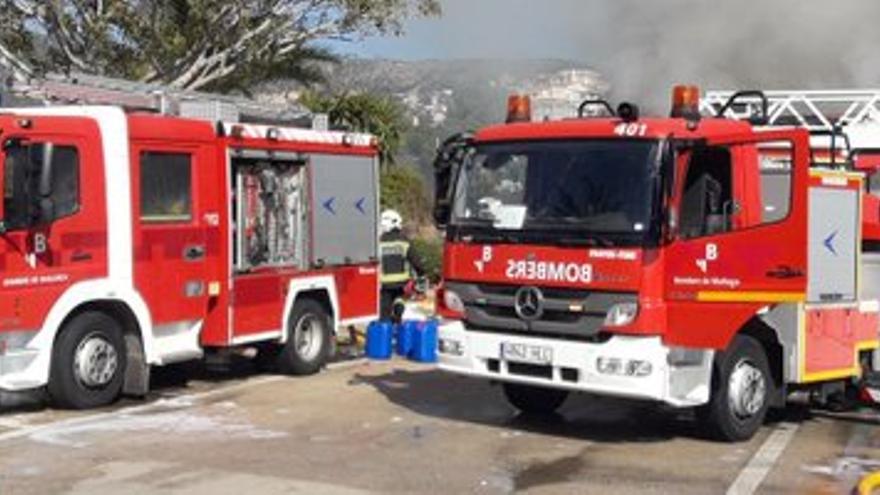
[514,286,544,321]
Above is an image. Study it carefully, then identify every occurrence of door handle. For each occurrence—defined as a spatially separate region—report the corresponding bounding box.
[71,250,93,262]
[183,244,206,261]
[765,265,804,279]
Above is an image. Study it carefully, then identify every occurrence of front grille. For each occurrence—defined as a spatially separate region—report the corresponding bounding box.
[508,362,553,379]
[446,282,637,340]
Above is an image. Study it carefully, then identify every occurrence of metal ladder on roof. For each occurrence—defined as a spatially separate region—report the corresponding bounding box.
[701,89,880,131]
[2,72,310,125]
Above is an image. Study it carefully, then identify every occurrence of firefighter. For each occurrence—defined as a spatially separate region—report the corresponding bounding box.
[379,209,424,319]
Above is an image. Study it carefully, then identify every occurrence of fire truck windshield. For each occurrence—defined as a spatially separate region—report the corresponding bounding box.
[451,139,660,245]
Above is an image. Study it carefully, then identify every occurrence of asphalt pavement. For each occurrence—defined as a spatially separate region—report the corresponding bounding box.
[0,357,877,494]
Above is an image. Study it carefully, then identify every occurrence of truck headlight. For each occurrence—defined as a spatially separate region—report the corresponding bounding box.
[596,357,623,375]
[438,338,464,356]
[443,288,465,314]
[604,302,639,327]
[596,357,653,377]
[626,360,653,377]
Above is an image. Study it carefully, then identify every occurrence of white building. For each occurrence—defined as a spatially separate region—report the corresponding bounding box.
[527,69,610,121]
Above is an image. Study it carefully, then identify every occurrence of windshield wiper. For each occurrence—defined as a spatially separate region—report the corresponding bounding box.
[451,218,523,244]
[452,217,495,227]
[466,231,523,244]
[552,236,615,247]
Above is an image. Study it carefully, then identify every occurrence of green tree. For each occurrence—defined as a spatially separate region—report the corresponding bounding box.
[380,164,431,227]
[0,0,440,91]
[302,91,408,165]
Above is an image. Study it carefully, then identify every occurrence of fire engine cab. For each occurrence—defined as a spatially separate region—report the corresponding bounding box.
[432,86,880,441]
[0,102,380,409]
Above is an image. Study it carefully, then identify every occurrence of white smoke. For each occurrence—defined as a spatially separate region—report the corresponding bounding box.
[589,0,880,109]
[398,0,880,111]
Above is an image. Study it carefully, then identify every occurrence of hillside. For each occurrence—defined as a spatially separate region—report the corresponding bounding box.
[259,58,608,180]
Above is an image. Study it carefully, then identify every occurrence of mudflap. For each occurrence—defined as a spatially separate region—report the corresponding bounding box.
[859,371,880,406]
[122,332,150,397]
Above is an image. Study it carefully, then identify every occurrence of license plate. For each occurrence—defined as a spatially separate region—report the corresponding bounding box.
[501,342,553,365]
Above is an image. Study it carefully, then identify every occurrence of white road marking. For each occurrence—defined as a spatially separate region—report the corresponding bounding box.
[726,422,800,495]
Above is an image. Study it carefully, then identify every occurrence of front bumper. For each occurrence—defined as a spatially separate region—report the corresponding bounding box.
[0,331,44,391]
[437,320,713,407]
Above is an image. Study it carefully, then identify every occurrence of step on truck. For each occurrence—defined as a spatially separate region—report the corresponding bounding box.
[0,105,380,408]
[431,86,880,441]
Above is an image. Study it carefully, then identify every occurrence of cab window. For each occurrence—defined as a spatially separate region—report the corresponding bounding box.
[140,151,192,223]
[678,142,793,239]
[679,146,733,239]
[43,145,80,218]
[3,142,80,230]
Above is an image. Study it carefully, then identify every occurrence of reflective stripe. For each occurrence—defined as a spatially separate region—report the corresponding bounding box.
[696,291,806,303]
[382,272,411,284]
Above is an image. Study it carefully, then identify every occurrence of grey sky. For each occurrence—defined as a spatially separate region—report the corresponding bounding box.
[350,0,597,61]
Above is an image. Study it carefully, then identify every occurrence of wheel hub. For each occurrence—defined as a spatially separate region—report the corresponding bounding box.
[73,334,119,388]
[728,359,767,419]
[293,314,321,361]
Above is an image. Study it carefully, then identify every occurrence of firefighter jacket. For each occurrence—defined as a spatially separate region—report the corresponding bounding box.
[380,230,414,286]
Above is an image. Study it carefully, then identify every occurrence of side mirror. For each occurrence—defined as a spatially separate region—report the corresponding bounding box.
[0,139,58,230]
[1,138,32,231]
[32,143,56,225]
[679,174,721,239]
[38,197,55,224]
[37,143,54,199]
[0,161,5,234]
[433,203,451,226]
[433,132,473,228]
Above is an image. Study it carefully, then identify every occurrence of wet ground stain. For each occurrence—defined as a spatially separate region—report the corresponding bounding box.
[512,448,589,491]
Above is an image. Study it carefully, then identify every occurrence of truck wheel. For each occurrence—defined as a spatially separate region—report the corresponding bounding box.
[48,312,127,409]
[277,299,332,375]
[503,383,569,415]
[698,335,771,442]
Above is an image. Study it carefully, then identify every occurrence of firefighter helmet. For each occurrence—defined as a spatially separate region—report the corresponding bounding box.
[381,209,403,234]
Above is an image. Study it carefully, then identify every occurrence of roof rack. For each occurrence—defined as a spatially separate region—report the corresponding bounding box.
[3,72,311,126]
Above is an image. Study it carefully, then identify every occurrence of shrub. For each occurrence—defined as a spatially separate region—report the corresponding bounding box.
[380,165,431,227]
[410,236,443,282]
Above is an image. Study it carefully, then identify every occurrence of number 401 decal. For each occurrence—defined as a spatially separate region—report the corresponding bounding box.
[613,123,648,137]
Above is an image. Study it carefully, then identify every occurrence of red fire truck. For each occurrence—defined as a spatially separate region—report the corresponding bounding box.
[0,103,380,409]
[431,86,880,441]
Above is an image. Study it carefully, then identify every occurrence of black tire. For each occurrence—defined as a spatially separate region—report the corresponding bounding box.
[276,299,332,375]
[48,311,127,409]
[253,343,282,372]
[697,335,771,442]
[503,382,569,415]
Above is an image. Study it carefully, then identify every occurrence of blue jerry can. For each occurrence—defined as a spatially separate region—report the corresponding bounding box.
[410,320,439,363]
[396,320,419,357]
[366,320,393,360]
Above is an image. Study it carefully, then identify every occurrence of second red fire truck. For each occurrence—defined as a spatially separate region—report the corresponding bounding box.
[0,102,380,409]
[432,86,880,441]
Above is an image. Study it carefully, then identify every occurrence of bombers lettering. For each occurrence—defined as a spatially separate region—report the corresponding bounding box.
[505,259,593,284]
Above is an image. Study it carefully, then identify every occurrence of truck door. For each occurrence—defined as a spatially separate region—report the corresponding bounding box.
[132,143,218,341]
[0,117,107,334]
[664,130,810,349]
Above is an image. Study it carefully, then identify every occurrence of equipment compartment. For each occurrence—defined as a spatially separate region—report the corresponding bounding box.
[232,150,307,271]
